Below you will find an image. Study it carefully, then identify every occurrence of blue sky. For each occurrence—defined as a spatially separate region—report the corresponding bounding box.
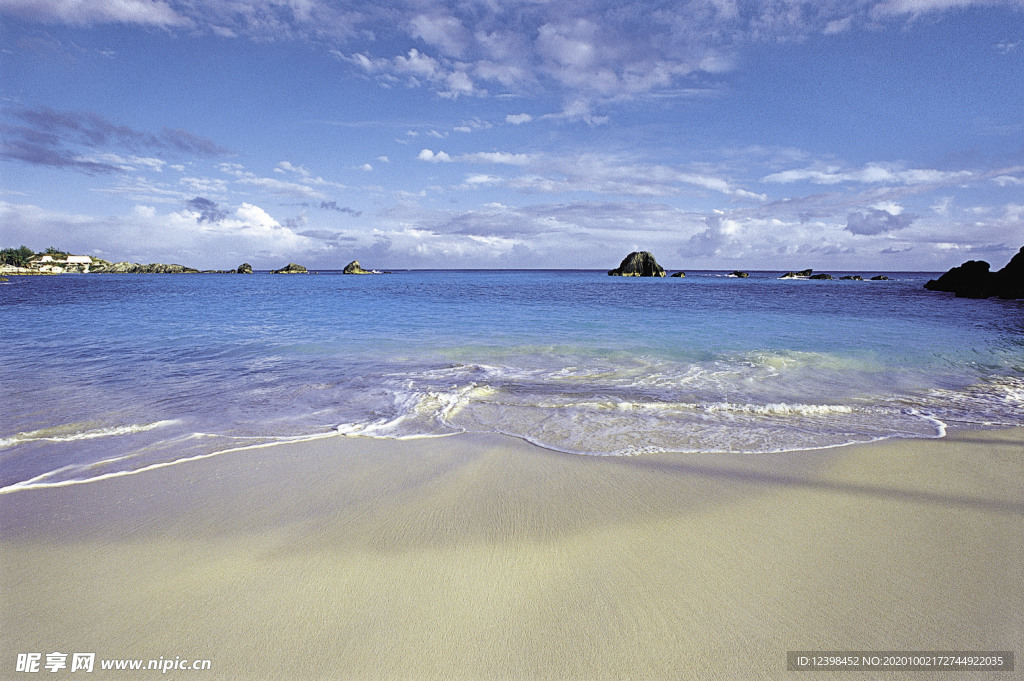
[1,0,1022,271]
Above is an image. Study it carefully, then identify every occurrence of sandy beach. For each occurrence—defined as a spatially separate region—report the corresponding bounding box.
[2,428,1021,680]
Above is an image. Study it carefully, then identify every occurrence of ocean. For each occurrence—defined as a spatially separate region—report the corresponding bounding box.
[2,270,1022,491]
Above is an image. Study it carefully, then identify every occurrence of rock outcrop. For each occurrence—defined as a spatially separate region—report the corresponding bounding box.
[870,275,890,281]
[730,271,749,278]
[924,247,1024,299]
[236,263,253,274]
[91,262,199,274]
[343,260,376,274]
[840,275,863,281]
[608,251,666,277]
[272,263,308,274]
[809,273,833,280]
[670,271,686,278]
[780,269,813,279]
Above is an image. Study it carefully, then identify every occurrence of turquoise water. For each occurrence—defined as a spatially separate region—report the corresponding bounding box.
[2,270,1022,490]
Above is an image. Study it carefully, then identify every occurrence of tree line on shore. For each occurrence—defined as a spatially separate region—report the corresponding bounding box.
[0,246,68,268]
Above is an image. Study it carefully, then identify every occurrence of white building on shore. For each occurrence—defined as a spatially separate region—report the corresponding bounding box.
[27,254,95,273]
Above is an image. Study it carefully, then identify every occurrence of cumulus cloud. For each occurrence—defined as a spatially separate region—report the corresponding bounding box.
[417,149,452,162]
[0,199,316,267]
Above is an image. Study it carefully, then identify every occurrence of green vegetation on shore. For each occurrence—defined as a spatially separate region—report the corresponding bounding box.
[0,246,37,268]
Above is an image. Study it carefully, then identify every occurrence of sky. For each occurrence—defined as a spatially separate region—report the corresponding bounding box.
[1,0,1022,271]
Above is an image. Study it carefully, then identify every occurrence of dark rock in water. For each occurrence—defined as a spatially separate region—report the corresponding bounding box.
[780,269,813,279]
[343,260,376,274]
[608,251,666,277]
[923,247,1024,298]
[272,262,308,274]
[236,263,253,274]
[730,271,749,278]
[840,275,863,281]
[990,247,1024,299]
[670,271,685,278]
[870,275,889,281]
[924,260,993,298]
[808,273,833,280]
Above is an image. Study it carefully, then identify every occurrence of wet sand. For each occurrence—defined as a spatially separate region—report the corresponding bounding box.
[2,429,1021,679]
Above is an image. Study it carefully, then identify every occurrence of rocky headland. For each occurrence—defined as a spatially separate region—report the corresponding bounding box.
[924,246,1024,299]
[91,262,200,274]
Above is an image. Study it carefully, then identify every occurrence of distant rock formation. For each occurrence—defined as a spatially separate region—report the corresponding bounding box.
[608,251,666,277]
[780,269,813,279]
[236,263,253,274]
[840,275,863,281]
[343,260,376,275]
[730,271,749,278]
[272,263,308,274]
[809,273,833,280]
[91,262,199,274]
[670,271,685,278]
[924,247,1024,299]
[870,275,889,281]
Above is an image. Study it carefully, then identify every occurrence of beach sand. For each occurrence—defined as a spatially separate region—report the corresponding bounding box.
[2,429,1021,679]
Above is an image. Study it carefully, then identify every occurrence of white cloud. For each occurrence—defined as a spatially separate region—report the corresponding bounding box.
[219,161,345,198]
[460,174,503,187]
[459,151,534,166]
[236,175,327,199]
[275,161,312,177]
[75,152,168,172]
[0,0,188,27]
[179,176,229,196]
[870,0,1015,19]
[0,200,316,267]
[505,113,533,125]
[409,13,471,58]
[418,149,452,162]
[762,163,973,186]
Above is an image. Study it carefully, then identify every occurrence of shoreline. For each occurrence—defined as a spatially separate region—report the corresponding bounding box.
[2,428,1021,679]
[0,418,969,495]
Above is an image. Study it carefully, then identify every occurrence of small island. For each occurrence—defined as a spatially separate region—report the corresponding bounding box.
[272,263,309,274]
[342,260,386,275]
[608,251,666,277]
